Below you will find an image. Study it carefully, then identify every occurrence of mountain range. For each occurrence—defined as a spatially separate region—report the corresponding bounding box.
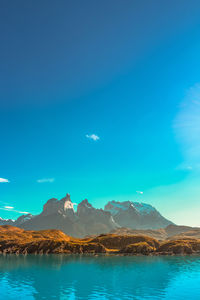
[0,194,173,237]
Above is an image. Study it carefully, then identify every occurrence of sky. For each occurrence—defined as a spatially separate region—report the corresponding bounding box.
[1,0,200,225]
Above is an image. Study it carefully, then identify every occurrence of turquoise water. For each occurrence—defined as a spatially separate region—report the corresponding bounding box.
[0,255,200,299]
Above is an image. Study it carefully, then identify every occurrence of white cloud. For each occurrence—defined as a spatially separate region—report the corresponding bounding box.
[86,134,100,141]
[136,191,143,195]
[0,205,30,214]
[0,178,9,183]
[37,178,55,183]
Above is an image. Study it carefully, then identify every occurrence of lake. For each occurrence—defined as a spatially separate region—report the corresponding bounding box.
[0,255,200,299]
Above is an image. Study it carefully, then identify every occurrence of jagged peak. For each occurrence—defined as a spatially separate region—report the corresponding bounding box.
[104,200,157,216]
[78,199,93,208]
[60,193,71,202]
[16,213,33,220]
[45,198,58,204]
[42,193,75,216]
[133,202,156,215]
[104,200,134,214]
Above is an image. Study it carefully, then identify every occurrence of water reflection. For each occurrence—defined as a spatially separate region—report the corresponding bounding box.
[0,255,200,299]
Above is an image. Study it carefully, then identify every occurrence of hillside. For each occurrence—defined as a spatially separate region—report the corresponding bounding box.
[111,224,200,240]
[1,225,200,255]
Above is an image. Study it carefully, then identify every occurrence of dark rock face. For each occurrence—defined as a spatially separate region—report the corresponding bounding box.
[76,199,118,236]
[42,194,75,220]
[21,194,79,237]
[20,195,118,238]
[104,200,172,230]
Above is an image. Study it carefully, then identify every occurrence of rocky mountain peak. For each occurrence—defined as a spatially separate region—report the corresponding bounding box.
[60,193,71,202]
[79,199,92,208]
[77,199,93,216]
[104,200,138,216]
[104,200,172,230]
[42,194,75,216]
[15,213,33,225]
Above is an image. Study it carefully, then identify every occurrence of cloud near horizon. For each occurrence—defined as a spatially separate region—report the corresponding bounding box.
[37,178,55,183]
[0,178,9,183]
[0,205,30,215]
[86,134,100,141]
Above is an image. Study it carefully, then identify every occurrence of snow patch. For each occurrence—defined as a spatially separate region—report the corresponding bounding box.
[105,201,156,216]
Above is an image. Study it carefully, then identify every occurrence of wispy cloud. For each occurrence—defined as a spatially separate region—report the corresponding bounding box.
[136,191,143,195]
[0,205,30,214]
[86,134,100,141]
[37,178,55,183]
[0,178,9,183]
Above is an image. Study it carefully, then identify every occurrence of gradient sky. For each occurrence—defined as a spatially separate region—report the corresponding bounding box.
[1,0,200,225]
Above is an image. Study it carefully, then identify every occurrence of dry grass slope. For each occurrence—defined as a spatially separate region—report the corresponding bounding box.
[1,226,200,255]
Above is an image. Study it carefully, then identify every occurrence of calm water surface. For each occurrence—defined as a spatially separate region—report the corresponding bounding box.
[0,255,200,299]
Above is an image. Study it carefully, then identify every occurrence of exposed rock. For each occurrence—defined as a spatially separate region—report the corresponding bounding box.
[20,196,118,238]
[0,194,177,238]
[105,200,172,229]
[120,242,155,255]
[76,199,118,236]
[15,214,33,226]
[42,194,75,217]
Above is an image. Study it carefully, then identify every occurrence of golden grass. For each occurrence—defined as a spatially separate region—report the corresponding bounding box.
[1,225,200,255]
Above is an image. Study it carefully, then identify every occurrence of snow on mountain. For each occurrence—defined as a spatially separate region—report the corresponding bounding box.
[104,200,156,215]
[132,202,156,215]
[104,200,172,230]
[0,214,33,226]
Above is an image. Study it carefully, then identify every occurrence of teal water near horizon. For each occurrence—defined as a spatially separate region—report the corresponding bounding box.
[0,255,200,299]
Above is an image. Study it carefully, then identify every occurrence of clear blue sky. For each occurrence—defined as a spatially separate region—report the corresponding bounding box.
[1,0,200,225]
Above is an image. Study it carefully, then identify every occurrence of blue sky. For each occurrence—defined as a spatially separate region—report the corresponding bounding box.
[1,0,200,225]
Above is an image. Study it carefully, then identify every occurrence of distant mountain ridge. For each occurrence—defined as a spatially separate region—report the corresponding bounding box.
[104,200,172,229]
[110,224,200,240]
[0,194,173,237]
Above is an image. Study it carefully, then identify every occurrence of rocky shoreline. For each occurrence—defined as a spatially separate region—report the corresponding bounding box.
[1,225,200,256]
